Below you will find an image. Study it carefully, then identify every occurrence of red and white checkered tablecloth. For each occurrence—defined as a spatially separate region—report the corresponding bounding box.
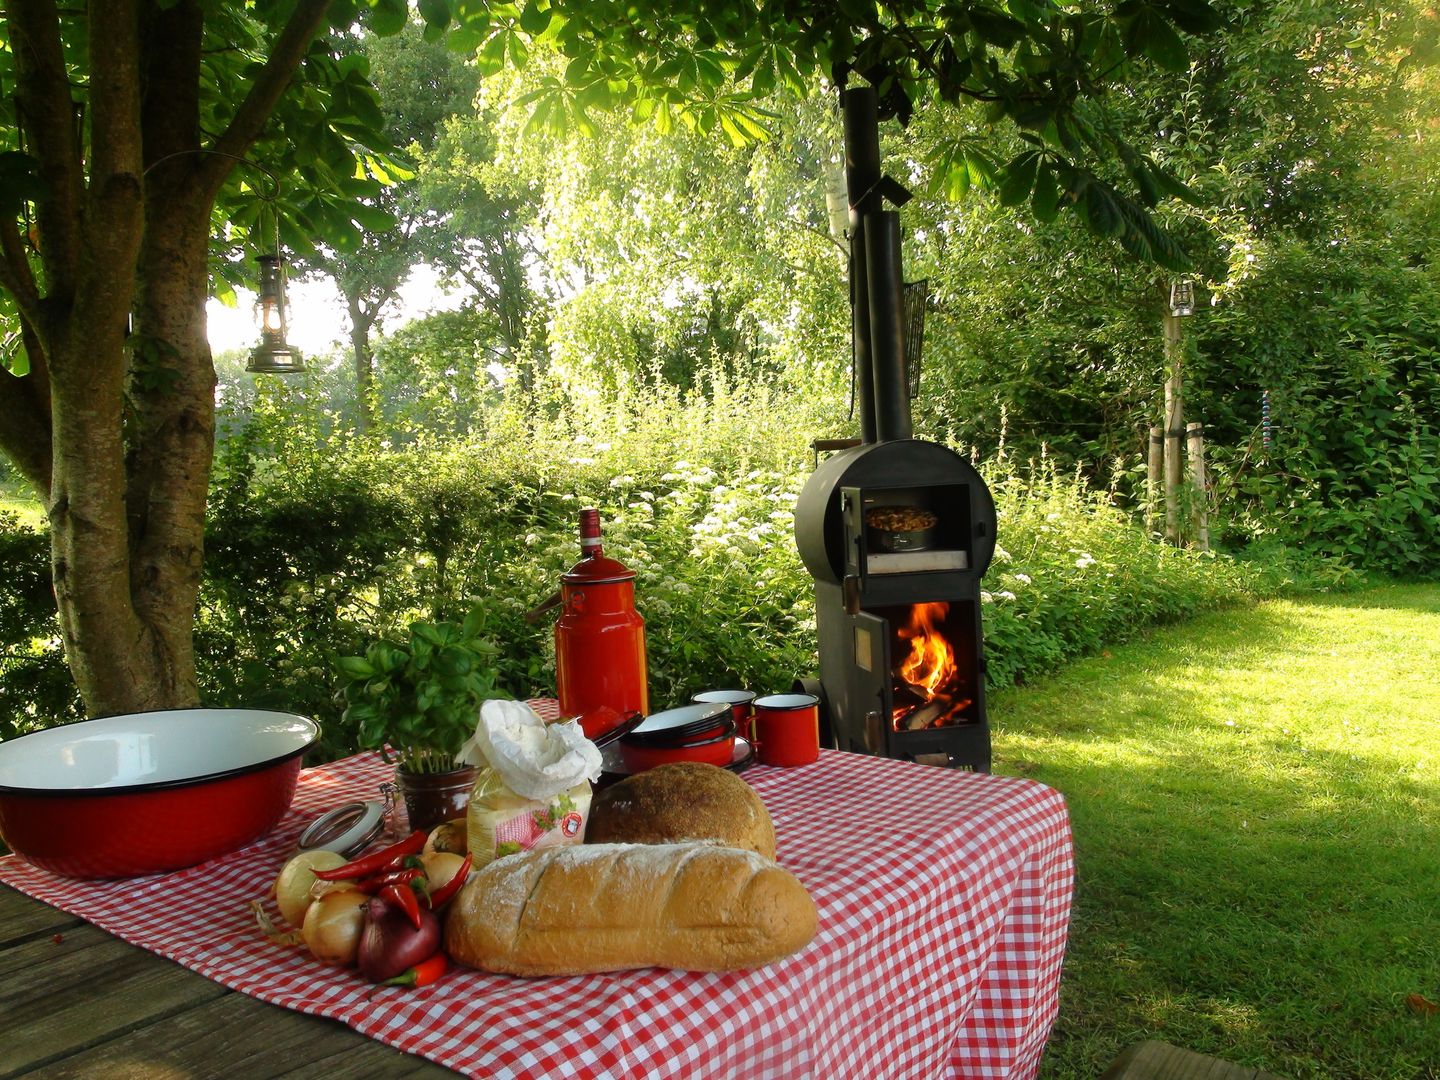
[0,700,1073,1080]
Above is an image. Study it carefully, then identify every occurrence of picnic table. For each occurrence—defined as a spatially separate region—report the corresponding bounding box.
[0,727,1073,1080]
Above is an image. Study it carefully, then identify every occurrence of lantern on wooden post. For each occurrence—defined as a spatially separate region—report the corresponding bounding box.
[1169,278,1195,318]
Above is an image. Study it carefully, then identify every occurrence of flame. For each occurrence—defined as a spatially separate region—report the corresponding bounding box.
[896,603,955,699]
[891,602,971,730]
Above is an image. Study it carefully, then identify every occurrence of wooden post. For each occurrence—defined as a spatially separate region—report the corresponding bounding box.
[1147,425,1163,534]
[1162,309,1184,545]
[1187,421,1209,552]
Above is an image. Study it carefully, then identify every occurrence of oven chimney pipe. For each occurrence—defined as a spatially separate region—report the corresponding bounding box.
[843,85,912,443]
[843,86,880,444]
[865,210,913,441]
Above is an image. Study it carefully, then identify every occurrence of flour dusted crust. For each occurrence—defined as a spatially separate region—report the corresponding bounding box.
[443,843,817,976]
[585,762,777,859]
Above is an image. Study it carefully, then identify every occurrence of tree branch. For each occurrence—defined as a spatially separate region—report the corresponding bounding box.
[199,0,333,200]
[4,0,85,295]
[783,214,849,255]
[0,215,42,325]
[85,0,145,288]
[0,319,54,498]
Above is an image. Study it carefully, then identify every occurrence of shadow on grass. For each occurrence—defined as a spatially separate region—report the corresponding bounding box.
[990,591,1440,1080]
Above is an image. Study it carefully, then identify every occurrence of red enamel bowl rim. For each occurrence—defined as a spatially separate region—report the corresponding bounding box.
[0,708,321,798]
[618,727,737,771]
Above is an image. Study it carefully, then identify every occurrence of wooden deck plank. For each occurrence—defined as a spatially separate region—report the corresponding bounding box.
[0,886,82,943]
[23,992,454,1080]
[1102,1040,1288,1080]
[0,886,449,1079]
[0,934,228,1078]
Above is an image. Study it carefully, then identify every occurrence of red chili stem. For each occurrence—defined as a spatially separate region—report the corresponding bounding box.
[314,830,427,881]
[424,852,473,910]
[379,951,447,988]
[354,866,425,895]
[381,882,423,931]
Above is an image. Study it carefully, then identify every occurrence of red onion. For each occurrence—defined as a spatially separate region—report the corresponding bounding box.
[357,895,441,982]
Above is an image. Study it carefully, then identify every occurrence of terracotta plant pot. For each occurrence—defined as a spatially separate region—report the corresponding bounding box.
[397,764,476,832]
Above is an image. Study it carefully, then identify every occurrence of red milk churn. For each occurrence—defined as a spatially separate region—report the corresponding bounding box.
[554,508,649,739]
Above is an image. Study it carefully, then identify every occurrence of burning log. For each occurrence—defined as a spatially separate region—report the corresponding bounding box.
[901,700,945,730]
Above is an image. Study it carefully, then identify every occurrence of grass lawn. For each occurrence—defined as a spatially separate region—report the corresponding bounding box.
[990,582,1440,1080]
[0,479,43,527]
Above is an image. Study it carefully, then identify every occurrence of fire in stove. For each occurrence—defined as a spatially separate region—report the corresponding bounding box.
[891,602,973,731]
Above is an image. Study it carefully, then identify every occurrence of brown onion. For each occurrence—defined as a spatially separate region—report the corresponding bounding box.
[302,889,367,966]
[275,850,349,928]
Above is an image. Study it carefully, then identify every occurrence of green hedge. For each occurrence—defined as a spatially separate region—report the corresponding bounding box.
[0,409,1277,754]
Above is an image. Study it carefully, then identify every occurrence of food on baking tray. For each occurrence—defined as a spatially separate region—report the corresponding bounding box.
[586,762,776,859]
[864,505,938,532]
[444,842,817,976]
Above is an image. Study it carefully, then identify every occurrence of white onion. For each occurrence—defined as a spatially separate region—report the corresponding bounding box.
[424,819,467,855]
[275,850,349,928]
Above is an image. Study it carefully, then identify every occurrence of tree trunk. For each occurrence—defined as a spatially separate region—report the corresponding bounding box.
[0,0,333,717]
[1147,424,1163,535]
[349,293,375,433]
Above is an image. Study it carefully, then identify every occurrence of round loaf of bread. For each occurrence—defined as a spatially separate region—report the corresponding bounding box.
[586,762,776,859]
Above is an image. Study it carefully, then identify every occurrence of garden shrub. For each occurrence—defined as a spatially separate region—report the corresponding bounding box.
[0,513,77,739]
[0,374,1288,758]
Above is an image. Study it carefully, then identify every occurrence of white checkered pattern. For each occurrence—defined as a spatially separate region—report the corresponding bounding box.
[0,699,1073,1079]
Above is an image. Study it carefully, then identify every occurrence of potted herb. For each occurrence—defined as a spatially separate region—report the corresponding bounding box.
[335,609,505,830]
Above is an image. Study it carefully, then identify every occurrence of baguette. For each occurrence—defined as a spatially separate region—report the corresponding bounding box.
[444,842,817,976]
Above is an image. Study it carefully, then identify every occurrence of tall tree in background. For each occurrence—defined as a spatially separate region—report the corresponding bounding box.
[420,103,549,392]
[296,24,479,431]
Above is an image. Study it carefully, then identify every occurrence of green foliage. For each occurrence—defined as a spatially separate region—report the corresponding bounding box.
[335,609,505,773]
[1191,237,1440,576]
[437,0,1220,266]
[0,513,78,741]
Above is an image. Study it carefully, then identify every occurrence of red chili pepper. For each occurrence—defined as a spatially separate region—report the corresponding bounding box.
[379,951,447,989]
[424,852,473,910]
[354,866,425,895]
[314,830,427,881]
[381,881,423,931]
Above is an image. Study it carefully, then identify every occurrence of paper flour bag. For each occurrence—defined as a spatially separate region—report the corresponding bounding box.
[457,700,602,865]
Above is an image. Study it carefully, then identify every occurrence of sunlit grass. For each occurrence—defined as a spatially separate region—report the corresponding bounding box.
[0,480,43,528]
[992,583,1440,1080]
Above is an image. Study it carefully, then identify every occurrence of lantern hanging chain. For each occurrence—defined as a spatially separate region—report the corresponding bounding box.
[141,148,283,257]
